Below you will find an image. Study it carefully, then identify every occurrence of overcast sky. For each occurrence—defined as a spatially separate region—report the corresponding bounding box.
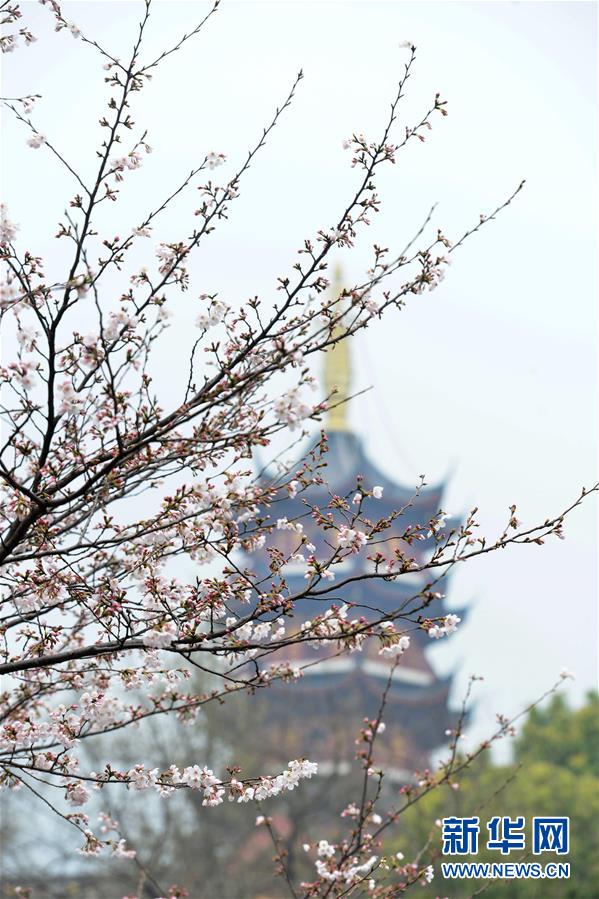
[2,0,597,749]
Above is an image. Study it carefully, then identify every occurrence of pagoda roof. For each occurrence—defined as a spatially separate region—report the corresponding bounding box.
[259,429,445,514]
[310,430,444,506]
[267,658,455,714]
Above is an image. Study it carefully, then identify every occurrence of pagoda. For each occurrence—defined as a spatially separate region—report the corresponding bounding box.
[245,277,465,778]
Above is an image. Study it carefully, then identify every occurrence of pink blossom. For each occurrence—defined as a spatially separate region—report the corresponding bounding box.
[206,151,225,169]
[0,204,18,242]
[26,133,46,149]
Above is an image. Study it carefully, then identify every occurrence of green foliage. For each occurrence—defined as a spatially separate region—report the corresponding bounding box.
[515,692,599,777]
[393,692,599,898]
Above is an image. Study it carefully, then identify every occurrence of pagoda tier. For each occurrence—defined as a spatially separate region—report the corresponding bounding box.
[253,426,457,561]
[251,428,463,635]
[273,572,467,647]
[252,657,457,777]
[294,430,445,508]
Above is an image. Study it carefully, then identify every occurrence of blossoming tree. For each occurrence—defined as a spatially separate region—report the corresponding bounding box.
[1,2,595,896]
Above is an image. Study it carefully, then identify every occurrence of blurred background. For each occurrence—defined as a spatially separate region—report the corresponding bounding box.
[1,1,597,896]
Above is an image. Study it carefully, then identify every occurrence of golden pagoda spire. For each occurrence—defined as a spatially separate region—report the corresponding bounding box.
[323,264,351,432]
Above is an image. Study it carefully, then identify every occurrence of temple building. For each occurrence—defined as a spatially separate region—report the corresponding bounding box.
[246,275,465,779]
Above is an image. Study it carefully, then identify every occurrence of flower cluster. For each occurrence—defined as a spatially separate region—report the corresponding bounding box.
[273,387,313,431]
[111,143,152,180]
[0,203,19,243]
[314,849,378,885]
[26,132,45,149]
[378,628,411,658]
[50,756,318,819]
[427,613,461,640]
[338,525,369,553]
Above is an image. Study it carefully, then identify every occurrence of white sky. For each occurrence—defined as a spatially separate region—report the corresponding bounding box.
[2,0,597,749]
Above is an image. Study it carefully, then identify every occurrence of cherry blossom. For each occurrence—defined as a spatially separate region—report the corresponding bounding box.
[206,151,225,169]
[26,132,46,148]
[338,525,369,552]
[0,6,590,893]
[274,387,313,430]
[428,614,461,639]
[0,204,19,242]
